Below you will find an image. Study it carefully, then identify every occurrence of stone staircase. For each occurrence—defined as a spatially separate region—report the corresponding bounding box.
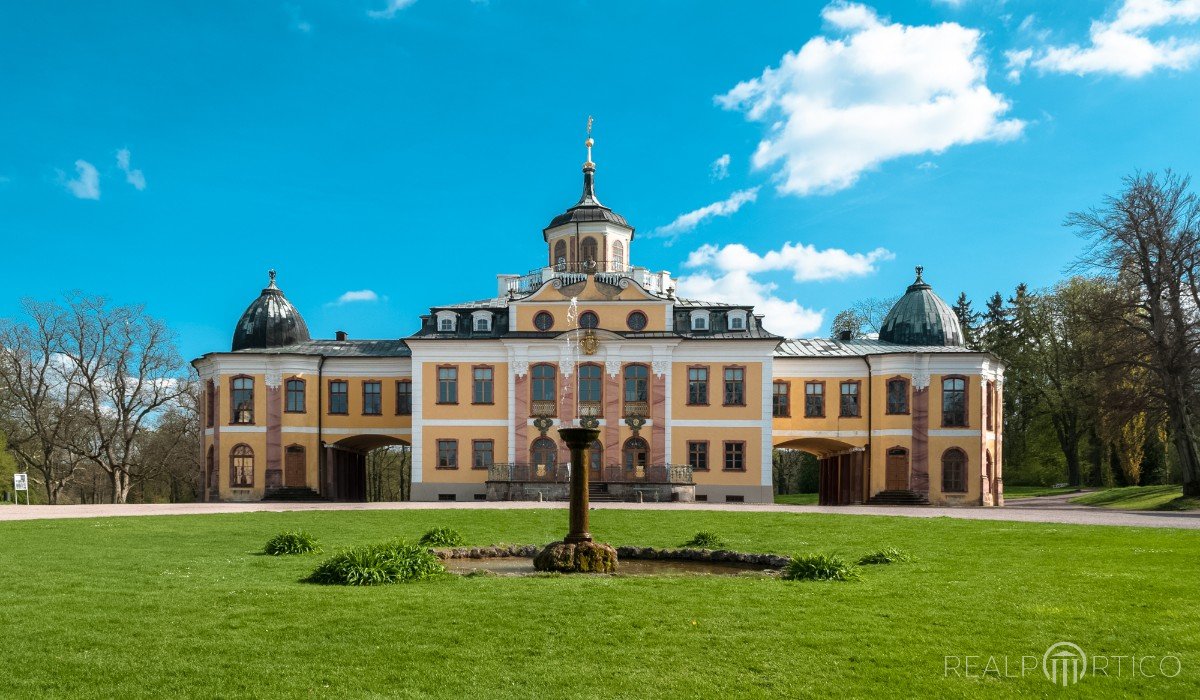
[588,483,622,503]
[868,489,930,506]
[263,487,324,502]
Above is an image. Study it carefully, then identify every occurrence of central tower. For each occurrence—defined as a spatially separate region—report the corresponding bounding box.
[542,119,635,273]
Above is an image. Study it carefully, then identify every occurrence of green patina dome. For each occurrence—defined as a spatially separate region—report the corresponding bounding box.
[878,267,964,347]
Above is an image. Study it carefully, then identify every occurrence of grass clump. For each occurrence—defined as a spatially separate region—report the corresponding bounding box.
[858,547,914,565]
[263,531,321,556]
[682,531,726,549]
[418,527,466,547]
[782,554,861,582]
[306,541,445,586]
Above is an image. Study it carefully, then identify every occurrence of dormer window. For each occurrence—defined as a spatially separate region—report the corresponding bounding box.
[475,318,488,331]
[471,311,492,333]
[439,319,453,331]
[689,310,710,332]
[727,309,749,331]
[435,311,458,332]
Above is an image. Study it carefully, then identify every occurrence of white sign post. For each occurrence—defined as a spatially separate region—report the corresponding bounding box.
[13,473,29,505]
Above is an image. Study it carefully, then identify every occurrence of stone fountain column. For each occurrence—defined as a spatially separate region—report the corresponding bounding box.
[532,426,618,573]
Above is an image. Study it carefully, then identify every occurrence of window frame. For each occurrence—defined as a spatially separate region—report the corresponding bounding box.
[986,380,995,431]
[772,380,790,418]
[230,375,255,425]
[436,365,459,405]
[941,448,968,493]
[328,379,349,415]
[230,443,254,487]
[622,436,649,470]
[362,380,383,416]
[533,311,555,331]
[472,365,495,405]
[205,380,216,427]
[623,363,650,404]
[722,365,746,407]
[686,365,709,406]
[625,310,648,331]
[531,437,558,467]
[578,310,599,329]
[839,380,861,418]
[530,363,557,410]
[886,377,910,415]
[436,439,459,470]
[941,375,969,428]
[284,377,306,414]
[472,439,494,470]
[804,380,826,419]
[577,362,603,407]
[687,440,710,472]
[395,380,413,416]
[723,441,746,472]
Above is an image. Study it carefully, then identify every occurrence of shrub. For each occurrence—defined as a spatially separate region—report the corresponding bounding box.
[264,531,320,556]
[858,547,914,565]
[418,527,466,548]
[306,541,445,586]
[682,531,726,549]
[782,554,861,582]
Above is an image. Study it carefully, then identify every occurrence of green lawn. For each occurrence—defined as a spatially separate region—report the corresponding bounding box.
[1071,485,1200,511]
[1003,485,1084,499]
[1,509,1197,698]
[773,492,818,505]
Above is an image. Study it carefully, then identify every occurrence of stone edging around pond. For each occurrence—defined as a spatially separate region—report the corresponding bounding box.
[432,544,790,569]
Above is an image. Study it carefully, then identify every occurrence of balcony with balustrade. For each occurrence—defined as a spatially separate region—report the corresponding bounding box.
[497,260,673,297]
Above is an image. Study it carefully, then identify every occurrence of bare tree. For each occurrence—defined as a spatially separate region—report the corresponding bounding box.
[1069,171,1200,496]
[851,295,900,335]
[57,295,188,503]
[0,300,89,503]
[132,379,201,502]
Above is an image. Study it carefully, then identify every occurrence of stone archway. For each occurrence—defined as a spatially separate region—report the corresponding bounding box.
[327,435,411,502]
[774,437,866,506]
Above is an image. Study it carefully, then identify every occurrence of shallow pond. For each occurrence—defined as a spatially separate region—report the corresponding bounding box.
[442,556,774,577]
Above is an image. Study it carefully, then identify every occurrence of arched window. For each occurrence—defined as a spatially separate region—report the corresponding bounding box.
[230,444,254,487]
[206,446,217,489]
[531,438,557,468]
[285,378,305,413]
[231,376,254,424]
[942,448,968,493]
[623,437,649,470]
[578,311,599,329]
[553,240,567,270]
[624,364,649,403]
[578,363,602,405]
[942,376,967,427]
[886,377,909,415]
[580,236,598,263]
[589,441,604,469]
[531,363,556,402]
[612,240,625,270]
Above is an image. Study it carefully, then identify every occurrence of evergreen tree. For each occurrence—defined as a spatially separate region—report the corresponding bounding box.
[952,292,980,348]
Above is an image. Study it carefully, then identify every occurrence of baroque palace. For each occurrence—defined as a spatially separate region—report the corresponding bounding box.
[193,138,1005,506]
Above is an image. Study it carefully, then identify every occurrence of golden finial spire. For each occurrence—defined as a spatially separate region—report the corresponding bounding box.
[584,115,594,167]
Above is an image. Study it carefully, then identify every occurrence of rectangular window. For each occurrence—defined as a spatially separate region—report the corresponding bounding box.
[329,380,348,414]
[437,366,458,404]
[804,382,824,418]
[687,441,709,471]
[474,317,489,331]
[687,367,709,406]
[840,381,860,418]
[772,381,790,418]
[472,366,494,404]
[723,367,745,406]
[231,377,254,424]
[723,442,745,471]
[285,379,306,413]
[206,383,215,427]
[472,440,494,470]
[578,364,602,404]
[887,379,909,415]
[437,439,458,469]
[362,381,382,415]
[986,381,995,431]
[942,377,967,427]
[396,380,412,415]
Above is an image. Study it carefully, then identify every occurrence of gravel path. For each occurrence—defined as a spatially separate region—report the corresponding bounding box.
[1,499,1197,529]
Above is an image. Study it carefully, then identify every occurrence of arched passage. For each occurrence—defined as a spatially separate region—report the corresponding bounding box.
[774,437,866,506]
[326,434,411,502]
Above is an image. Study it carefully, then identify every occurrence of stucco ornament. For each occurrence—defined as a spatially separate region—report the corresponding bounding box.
[264,368,282,389]
[579,330,599,356]
[512,359,529,377]
[912,371,931,390]
[651,360,669,377]
[605,358,622,377]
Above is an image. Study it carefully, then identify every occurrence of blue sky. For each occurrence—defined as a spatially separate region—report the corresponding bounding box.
[2,0,1199,362]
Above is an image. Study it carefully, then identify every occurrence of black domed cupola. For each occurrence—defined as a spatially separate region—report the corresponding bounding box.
[231,270,311,351]
[878,266,964,347]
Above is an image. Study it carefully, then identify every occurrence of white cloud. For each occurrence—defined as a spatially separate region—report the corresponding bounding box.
[368,0,417,19]
[710,153,731,180]
[1004,48,1033,82]
[1029,0,1200,77]
[716,2,1023,195]
[333,290,380,304]
[62,160,100,200]
[116,149,146,190]
[652,188,759,241]
[675,240,894,338]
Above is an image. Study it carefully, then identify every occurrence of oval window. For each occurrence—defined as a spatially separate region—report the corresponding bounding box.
[534,311,554,331]
[626,311,648,331]
[579,311,599,329]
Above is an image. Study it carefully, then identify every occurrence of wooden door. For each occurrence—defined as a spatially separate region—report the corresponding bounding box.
[284,446,306,487]
[885,448,909,491]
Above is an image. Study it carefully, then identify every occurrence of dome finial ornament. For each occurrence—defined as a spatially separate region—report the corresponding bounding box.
[915,265,924,282]
[584,115,595,168]
[267,268,278,288]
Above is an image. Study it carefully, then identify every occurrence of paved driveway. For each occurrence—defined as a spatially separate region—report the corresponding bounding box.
[1,498,1198,529]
